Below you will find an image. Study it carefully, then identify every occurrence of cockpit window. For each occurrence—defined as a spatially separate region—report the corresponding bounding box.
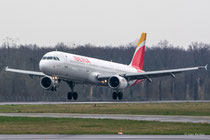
[42,56,60,61]
[47,57,53,60]
[55,57,60,61]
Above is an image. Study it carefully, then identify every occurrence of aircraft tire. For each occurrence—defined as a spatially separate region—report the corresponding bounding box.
[118,92,123,100]
[112,92,118,100]
[67,92,72,100]
[51,86,57,91]
[73,92,78,100]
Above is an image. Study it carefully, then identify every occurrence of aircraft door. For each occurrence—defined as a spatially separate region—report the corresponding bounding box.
[63,55,70,76]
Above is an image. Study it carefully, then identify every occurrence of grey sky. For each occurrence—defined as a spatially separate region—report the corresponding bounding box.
[0,0,209,47]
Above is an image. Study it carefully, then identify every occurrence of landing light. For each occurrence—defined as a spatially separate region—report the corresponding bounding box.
[101,80,107,84]
[52,76,58,80]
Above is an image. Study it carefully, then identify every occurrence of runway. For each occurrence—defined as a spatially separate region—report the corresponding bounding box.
[0,135,209,140]
[0,100,210,105]
[0,113,210,123]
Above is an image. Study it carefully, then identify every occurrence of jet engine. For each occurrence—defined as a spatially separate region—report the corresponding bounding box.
[108,75,128,90]
[40,76,59,90]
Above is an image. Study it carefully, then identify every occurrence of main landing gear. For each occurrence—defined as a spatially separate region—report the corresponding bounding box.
[51,86,57,91]
[67,81,78,100]
[112,91,123,100]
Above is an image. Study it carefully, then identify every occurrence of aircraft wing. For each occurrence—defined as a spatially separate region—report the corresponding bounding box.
[98,65,208,82]
[5,66,45,77]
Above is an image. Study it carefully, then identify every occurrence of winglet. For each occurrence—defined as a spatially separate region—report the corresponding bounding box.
[5,66,8,71]
[198,64,208,71]
[205,64,208,71]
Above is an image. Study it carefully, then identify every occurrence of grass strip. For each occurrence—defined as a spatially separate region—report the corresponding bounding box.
[0,102,210,116]
[0,116,209,135]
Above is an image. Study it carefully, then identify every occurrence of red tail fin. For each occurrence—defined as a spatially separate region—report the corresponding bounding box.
[130,33,147,70]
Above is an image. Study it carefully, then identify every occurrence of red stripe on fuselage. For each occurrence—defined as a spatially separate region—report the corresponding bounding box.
[131,68,144,86]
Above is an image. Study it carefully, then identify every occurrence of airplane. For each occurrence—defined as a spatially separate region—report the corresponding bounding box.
[5,33,208,100]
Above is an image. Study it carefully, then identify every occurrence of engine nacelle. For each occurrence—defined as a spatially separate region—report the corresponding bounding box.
[108,75,128,90]
[40,76,59,90]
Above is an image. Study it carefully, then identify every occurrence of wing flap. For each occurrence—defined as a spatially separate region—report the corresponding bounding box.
[125,66,200,80]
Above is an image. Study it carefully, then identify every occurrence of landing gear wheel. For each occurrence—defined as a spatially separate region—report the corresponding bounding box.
[51,86,56,91]
[73,92,78,100]
[112,92,118,100]
[66,81,78,100]
[118,92,123,100]
[67,92,72,100]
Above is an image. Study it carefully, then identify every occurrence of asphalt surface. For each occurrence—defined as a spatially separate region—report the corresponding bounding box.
[0,100,210,105]
[0,135,209,140]
[0,113,210,124]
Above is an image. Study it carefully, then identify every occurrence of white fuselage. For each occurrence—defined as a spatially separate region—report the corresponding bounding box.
[39,51,143,87]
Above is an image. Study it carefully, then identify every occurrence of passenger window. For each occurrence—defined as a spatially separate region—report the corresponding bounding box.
[42,57,46,60]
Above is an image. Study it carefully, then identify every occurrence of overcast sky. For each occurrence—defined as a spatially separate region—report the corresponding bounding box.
[0,0,209,47]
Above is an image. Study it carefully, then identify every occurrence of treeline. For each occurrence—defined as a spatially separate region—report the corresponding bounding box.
[0,41,209,101]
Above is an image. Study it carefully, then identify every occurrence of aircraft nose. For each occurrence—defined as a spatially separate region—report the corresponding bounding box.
[39,60,44,72]
[39,60,48,73]
[39,60,53,75]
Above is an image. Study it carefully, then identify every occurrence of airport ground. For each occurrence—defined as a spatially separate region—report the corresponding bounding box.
[0,101,210,116]
[0,116,210,135]
[1,135,210,140]
[0,102,210,135]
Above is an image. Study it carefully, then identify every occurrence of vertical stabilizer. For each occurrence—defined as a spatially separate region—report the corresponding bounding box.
[130,33,147,70]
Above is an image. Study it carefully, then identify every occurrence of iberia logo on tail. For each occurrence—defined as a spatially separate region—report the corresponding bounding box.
[130,33,147,70]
